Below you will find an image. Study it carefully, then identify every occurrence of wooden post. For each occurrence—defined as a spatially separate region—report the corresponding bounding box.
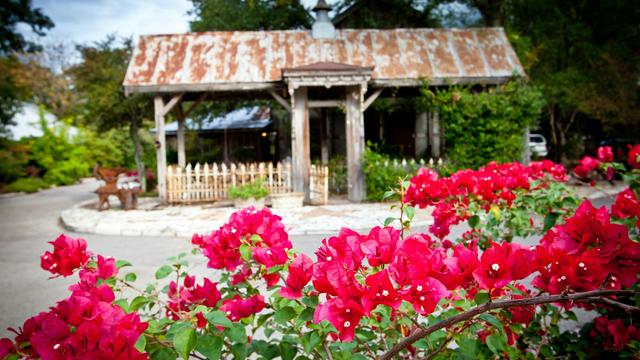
[223,128,229,164]
[522,127,531,165]
[175,103,186,168]
[415,111,428,158]
[291,87,310,201]
[154,96,167,202]
[430,111,442,158]
[320,108,329,165]
[345,85,366,202]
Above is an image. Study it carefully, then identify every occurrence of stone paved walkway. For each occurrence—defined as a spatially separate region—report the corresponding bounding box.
[61,198,434,237]
[60,181,626,238]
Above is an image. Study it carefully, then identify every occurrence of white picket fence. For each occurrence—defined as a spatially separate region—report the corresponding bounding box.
[166,162,329,205]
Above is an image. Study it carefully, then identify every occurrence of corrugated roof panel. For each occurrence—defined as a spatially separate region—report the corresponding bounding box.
[124,28,524,92]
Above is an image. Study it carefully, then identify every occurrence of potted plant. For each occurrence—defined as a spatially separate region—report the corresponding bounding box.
[228,180,269,208]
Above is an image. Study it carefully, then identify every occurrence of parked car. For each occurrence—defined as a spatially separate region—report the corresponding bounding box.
[528,133,548,158]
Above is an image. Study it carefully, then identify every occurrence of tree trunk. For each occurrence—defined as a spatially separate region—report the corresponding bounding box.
[130,118,146,192]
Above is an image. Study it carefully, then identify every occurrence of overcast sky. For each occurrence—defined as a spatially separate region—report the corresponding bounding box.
[22,0,329,46]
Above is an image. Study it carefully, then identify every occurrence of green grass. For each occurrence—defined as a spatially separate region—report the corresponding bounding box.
[4,177,50,193]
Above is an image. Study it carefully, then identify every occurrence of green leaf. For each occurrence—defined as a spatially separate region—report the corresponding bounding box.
[274,306,296,324]
[543,212,560,232]
[125,272,137,282]
[155,265,173,280]
[116,260,132,268]
[468,215,480,229]
[383,217,396,227]
[205,310,233,328]
[479,314,503,330]
[485,333,505,354]
[298,308,314,323]
[173,326,197,360]
[195,334,222,360]
[148,347,177,360]
[251,340,280,359]
[134,334,146,352]
[382,190,396,200]
[239,243,252,262]
[113,299,129,312]
[224,323,247,343]
[301,331,322,354]
[473,291,490,305]
[130,296,149,311]
[280,341,298,360]
[266,264,284,274]
[404,206,416,221]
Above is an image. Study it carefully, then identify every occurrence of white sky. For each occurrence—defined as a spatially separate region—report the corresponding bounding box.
[21,0,333,45]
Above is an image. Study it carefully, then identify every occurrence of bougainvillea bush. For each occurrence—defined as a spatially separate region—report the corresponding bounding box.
[2,147,640,360]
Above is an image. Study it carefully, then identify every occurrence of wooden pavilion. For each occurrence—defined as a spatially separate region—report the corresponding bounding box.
[123,1,524,203]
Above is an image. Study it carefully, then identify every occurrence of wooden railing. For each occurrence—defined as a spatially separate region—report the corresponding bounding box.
[166,162,329,205]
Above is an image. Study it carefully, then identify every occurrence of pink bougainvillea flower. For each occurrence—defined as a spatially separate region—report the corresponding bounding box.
[231,264,252,285]
[40,234,91,276]
[472,242,534,290]
[611,188,640,221]
[220,295,266,322]
[313,297,364,342]
[0,338,13,359]
[627,144,640,169]
[262,273,279,288]
[96,255,117,280]
[360,226,400,267]
[279,253,314,299]
[439,244,479,290]
[590,316,640,351]
[361,269,401,314]
[252,246,288,269]
[389,233,436,288]
[401,277,449,315]
[598,146,614,163]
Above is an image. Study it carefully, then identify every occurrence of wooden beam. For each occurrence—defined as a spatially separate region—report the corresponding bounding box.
[362,88,384,111]
[174,103,186,168]
[415,111,428,157]
[345,85,366,201]
[291,87,310,202]
[308,100,344,108]
[154,96,168,202]
[269,90,291,112]
[161,93,184,116]
[182,93,208,118]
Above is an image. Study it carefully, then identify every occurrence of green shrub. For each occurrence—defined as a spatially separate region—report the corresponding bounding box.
[228,180,269,200]
[4,177,50,193]
[419,80,544,170]
[362,143,422,201]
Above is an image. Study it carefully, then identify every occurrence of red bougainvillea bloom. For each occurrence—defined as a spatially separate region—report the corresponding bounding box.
[401,277,449,315]
[360,226,400,267]
[473,242,535,290]
[40,234,91,276]
[263,273,279,288]
[389,233,436,288]
[220,295,266,322]
[590,316,640,351]
[279,253,314,299]
[611,188,640,221]
[361,269,401,314]
[253,246,288,269]
[439,244,479,290]
[313,297,364,342]
[231,264,252,285]
[167,276,221,319]
[598,146,614,162]
[573,156,600,180]
[312,228,365,298]
[96,255,117,279]
[627,144,640,169]
[0,338,12,358]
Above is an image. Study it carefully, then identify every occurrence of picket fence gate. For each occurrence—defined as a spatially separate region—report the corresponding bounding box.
[166,162,329,205]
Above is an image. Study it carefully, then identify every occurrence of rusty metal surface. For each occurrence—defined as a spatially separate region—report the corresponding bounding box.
[124,28,523,93]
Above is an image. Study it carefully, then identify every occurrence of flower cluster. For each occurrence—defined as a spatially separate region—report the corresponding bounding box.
[40,234,91,277]
[2,237,147,359]
[612,188,640,228]
[590,316,640,351]
[167,275,221,325]
[405,160,567,238]
[533,200,640,295]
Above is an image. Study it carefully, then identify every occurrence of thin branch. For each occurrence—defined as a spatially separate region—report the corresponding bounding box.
[578,297,640,313]
[190,352,206,360]
[323,341,334,360]
[379,289,637,360]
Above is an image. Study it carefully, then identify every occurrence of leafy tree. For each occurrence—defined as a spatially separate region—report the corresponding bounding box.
[332,0,440,28]
[189,0,311,31]
[0,0,53,129]
[67,37,153,191]
[450,0,640,161]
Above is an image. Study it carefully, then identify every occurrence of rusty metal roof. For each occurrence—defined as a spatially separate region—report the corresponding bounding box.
[124,28,524,94]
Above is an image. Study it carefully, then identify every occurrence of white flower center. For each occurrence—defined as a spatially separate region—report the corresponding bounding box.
[611,276,617,281]
[53,344,60,350]
[266,250,272,255]
[226,311,231,315]
[416,285,423,291]
[578,262,585,268]
[382,290,389,296]
[343,321,351,327]
[491,263,500,271]
[420,296,425,301]
[326,256,332,261]
[231,227,237,234]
